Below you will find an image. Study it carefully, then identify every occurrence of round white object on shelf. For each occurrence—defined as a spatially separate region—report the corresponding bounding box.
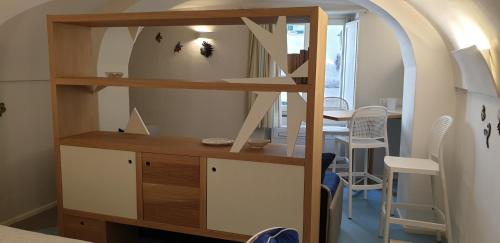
[201,138,234,146]
[247,138,270,149]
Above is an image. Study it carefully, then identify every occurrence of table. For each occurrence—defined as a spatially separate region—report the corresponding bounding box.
[323,110,402,121]
[323,110,402,173]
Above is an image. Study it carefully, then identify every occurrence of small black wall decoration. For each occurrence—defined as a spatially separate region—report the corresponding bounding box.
[481,105,486,121]
[155,32,163,43]
[484,123,491,149]
[200,41,214,58]
[497,119,500,136]
[174,41,183,53]
[0,102,6,117]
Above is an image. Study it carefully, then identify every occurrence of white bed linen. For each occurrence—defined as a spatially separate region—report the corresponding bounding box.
[0,225,88,243]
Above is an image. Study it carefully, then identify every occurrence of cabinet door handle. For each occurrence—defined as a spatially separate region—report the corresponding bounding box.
[128,160,133,164]
[211,167,216,172]
[146,161,151,166]
[80,221,85,226]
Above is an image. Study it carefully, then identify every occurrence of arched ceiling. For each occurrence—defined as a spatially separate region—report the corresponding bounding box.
[169,0,364,12]
[0,0,51,25]
[1,0,498,83]
[406,0,499,85]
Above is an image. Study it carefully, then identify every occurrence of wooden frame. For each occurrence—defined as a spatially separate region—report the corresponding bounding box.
[48,7,327,243]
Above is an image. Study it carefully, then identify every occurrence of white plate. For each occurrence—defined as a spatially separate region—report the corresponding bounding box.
[201,138,234,146]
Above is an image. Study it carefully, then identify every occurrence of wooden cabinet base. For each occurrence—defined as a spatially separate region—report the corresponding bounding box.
[63,214,138,243]
[63,210,249,242]
[63,214,107,243]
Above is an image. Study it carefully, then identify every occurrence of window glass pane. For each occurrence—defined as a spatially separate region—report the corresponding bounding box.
[279,24,307,127]
[287,24,306,54]
[325,25,344,100]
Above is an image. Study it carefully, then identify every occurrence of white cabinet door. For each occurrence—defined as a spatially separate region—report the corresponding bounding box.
[60,145,137,219]
[207,158,304,237]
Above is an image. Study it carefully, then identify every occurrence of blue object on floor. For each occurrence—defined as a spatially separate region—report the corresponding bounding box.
[252,228,300,243]
[323,171,340,197]
[321,153,335,182]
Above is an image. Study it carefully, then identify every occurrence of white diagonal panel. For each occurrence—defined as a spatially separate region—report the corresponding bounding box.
[230,92,280,153]
[289,61,309,78]
[242,16,288,74]
[286,93,307,156]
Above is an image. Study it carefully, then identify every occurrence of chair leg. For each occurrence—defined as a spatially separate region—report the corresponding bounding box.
[379,165,388,238]
[348,147,353,219]
[383,169,394,243]
[332,139,338,172]
[440,171,453,243]
[363,148,368,199]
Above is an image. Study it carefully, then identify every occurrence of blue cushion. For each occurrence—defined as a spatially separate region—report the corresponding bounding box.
[321,153,335,182]
[323,171,340,197]
[253,228,300,243]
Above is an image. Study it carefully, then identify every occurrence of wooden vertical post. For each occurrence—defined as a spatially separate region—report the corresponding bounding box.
[303,7,328,243]
[47,19,99,236]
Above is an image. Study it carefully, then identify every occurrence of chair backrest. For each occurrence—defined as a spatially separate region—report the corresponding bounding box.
[349,106,388,140]
[324,97,349,111]
[427,115,453,162]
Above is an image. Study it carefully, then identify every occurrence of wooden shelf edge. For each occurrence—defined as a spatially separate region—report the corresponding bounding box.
[54,77,310,92]
[59,131,306,166]
[47,7,317,27]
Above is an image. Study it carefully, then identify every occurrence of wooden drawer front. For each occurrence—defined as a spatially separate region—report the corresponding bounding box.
[142,153,199,187]
[63,214,107,243]
[142,153,201,228]
[143,183,200,227]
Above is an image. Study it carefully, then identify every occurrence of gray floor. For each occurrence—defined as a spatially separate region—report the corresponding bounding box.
[338,189,437,243]
[12,190,438,243]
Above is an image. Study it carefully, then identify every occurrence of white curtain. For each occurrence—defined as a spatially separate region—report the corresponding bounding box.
[247,24,279,128]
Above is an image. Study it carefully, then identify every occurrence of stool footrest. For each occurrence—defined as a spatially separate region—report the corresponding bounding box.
[388,216,446,232]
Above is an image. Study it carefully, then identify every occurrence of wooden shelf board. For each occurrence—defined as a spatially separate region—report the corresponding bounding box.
[55,77,309,92]
[48,7,315,27]
[60,131,306,166]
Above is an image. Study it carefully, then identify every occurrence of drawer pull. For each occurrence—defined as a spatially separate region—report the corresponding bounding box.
[212,167,216,172]
[146,161,151,166]
[128,160,133,164]
[80,221,85,226]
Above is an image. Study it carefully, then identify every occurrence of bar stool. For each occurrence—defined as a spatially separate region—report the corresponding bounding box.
[335,106,389,219]
[380,116,453,243]
[323,97,350,171]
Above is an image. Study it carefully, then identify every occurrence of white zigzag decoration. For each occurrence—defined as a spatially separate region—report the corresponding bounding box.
[225,16,310,157]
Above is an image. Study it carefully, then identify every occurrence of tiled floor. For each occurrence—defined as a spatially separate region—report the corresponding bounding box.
[12,189,438,242]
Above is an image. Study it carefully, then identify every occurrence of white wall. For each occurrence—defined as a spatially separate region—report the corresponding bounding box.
[0,82,55,224]
[128,26,249,139]
[97,27,133,132]
[406,1,500,241]
[0,0,115,223]
[355,12,404,108]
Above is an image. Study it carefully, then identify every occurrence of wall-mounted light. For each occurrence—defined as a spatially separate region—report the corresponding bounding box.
[452,45,499,98]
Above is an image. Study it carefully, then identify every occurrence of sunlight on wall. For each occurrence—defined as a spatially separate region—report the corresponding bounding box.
[192,25,214,33]
[451,15,491,51]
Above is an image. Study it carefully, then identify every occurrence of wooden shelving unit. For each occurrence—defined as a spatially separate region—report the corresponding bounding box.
[48,6,327,243]
[55,77,310,92]
[60,131,306,165]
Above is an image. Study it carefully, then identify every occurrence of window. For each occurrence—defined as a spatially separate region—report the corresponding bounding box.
[278,19,355,128]
[325,25,344,99]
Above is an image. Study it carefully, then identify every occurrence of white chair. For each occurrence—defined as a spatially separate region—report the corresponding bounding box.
[323,97,350,171]
[379,116,453,243]
[335,106,389,219]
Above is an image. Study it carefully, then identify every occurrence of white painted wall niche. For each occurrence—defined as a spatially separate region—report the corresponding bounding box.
[128,25,249,139]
